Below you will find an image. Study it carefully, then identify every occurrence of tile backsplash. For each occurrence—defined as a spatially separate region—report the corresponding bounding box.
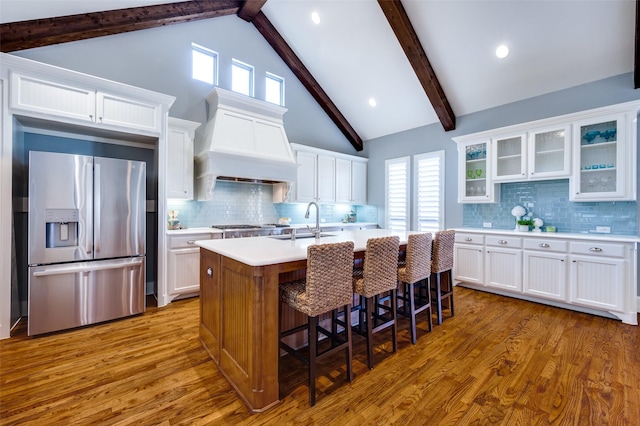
[463,179,637,235]
[167,181,377,228]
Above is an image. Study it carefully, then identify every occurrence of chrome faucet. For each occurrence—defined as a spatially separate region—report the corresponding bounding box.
[304,201,320,239]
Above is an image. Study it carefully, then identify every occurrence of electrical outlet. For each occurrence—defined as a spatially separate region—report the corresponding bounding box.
[595,226,610,233]
[483,222,492,228]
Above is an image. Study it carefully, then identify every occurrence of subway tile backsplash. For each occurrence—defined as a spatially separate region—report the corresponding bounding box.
[167,181,377,228]
[463,179,637,235]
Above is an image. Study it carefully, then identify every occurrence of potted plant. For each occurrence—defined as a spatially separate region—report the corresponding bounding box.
[517,219,533,232]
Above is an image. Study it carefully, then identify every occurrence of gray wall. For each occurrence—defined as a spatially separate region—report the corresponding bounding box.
[363,73,640,229]
[12,16,358,156]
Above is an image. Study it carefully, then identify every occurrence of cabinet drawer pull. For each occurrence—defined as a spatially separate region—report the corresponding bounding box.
[539,243,550,248]
[498,240,507,244]
[187,240,196,244]
[589,247,603,253]
[465,237,472,241]
[207,267,213,277]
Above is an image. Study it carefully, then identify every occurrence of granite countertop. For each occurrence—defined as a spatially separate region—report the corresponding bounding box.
[455,228,640,243]
[196,228,412,267]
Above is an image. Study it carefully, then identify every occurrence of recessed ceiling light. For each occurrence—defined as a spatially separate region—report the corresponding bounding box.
[311,11,320,25]
[496,44,509,59]
[368,98,377,107]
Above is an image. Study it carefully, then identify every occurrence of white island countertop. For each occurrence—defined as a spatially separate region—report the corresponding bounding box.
[195,229,415,267]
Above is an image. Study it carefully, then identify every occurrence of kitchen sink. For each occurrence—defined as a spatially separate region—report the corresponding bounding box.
[268,233,335,240]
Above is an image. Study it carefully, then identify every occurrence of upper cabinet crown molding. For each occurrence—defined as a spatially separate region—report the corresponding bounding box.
[452,100,640,144]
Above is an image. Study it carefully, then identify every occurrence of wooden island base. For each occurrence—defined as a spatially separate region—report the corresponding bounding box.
[199,248,307,412]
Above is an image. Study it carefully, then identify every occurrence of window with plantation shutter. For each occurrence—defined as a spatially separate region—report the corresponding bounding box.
[385,157,410,231]
[414,151,444,232]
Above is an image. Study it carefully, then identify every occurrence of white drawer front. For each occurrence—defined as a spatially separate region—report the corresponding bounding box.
[455,233,484,245]
[169,234,215,249]
[570,241,626,258]
[485,235,522,248]
[523,239,568,253]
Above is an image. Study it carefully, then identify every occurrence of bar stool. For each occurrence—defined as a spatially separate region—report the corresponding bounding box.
[352,235,400,369]
[397,232,433,344]
[431,229,456,325]
[279,241,355,406]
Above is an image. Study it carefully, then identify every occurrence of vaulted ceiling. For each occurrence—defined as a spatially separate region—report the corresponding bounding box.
[1,0,638,152]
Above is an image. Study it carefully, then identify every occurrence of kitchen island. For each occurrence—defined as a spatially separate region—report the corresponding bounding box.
[195,229,413,412]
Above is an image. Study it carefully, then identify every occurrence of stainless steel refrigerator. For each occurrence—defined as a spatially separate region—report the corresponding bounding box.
[27,151,146,335]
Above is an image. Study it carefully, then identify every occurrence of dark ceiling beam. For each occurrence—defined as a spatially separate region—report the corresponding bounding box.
[251,11,364,151]
[0,1,242,52]
[378,0,456,131]
[237,0,267,22]
[635,0,639,88]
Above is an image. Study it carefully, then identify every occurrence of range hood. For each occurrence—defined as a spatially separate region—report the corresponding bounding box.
[195,87,298,200]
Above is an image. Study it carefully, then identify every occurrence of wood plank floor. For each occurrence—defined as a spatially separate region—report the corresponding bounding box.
[1,287,639,425]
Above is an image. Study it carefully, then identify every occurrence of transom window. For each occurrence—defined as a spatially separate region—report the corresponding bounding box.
[265,72,285,106]
[231,59,254,97]
[191,43,218,85]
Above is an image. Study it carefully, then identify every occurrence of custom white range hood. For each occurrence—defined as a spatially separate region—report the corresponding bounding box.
[195,87,297,200]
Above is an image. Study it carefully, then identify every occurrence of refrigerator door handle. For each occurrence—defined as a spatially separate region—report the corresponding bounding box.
[94,163,101,254]
[32,258,143,277]
[85,160,93,255]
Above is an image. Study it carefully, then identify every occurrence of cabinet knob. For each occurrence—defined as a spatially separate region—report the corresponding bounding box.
[589,247,603,253]
[465,237,472,241]
[539,243,550,248]
[207,267,213,277]
[498,240,507,244]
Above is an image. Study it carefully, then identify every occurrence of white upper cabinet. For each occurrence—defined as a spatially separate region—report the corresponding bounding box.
[336,157,367,204]
[10,73,165,136]
[570,113,634,201]
[294,150,317,202]
[290,143,368,205]
[457,139,499,203]
[454,100,639,203]
[492,126,571,183]
[528,124,572,179]
[316,155,336,203]
[167,117,200,200]
[492,133,527,181]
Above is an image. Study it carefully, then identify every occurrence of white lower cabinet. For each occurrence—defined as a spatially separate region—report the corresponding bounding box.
[569,241,627,312]
[454,230,638,325]
[167,232,221,301]
[522,238,568,301]
[454,233,484,284]
[484,235,522,291]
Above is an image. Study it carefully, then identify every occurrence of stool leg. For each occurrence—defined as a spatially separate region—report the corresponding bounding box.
[448,271,455,316]
[435,272,443,325]
[390,288,397,354]
[365,296,374,370]
[344,303,353,382]
[425,278,433,332]
[408,282,417,344]
[309,315,318,406]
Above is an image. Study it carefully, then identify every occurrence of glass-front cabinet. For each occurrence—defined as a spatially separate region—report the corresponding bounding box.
[528,124,571,179]
[458,139,498,203]
[492,133,526,181]
[570,114,629,201]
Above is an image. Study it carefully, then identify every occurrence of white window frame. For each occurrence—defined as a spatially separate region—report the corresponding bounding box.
[265,72,285,106]
[191,43,218,85]
[414,150,445,232]
[385,156,410,231]
[231,58,255,97]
